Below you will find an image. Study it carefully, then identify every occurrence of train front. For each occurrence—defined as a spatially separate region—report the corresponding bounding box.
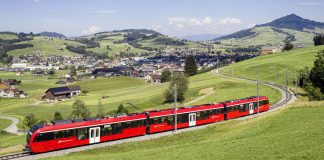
[24,124,43,153]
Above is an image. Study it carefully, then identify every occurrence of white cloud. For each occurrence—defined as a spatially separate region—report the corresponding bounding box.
[96,10,118,14]
[81,26,101,35]
[190,18,202,26]
[298,2,322,6]
[219,17,242,24]
[168,17,187,23]
[202,17,213,25]
[176,24,184,28]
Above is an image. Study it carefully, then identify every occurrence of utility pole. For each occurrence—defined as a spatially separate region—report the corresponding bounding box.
[285,69,289,104]
[174,84,177,133]
[257,67,259,114]
[295,69,298,98]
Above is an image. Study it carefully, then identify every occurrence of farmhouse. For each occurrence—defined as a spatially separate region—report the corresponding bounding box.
[261,46,282,54]
[42,85,81,102]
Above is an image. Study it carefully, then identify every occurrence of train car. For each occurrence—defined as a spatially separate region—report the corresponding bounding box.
[147,103,225,134]
[26,113,147,153]
[225,96,270,120]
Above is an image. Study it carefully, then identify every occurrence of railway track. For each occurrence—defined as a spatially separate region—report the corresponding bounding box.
[0,152,30,160]
[0,71,295,160]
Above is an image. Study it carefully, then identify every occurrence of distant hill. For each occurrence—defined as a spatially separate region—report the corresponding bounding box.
[2,29,202,58]
[181,34,222,41]
[215,14,324,47]
[38,31,66,38]
[257,14,324,31]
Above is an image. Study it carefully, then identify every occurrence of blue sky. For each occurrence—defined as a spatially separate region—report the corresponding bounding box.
[1,0,324,37]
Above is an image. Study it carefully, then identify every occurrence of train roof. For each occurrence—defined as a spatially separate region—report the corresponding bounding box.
[147,103,224,117]
[224,96,268,105]
[38,112,146,133]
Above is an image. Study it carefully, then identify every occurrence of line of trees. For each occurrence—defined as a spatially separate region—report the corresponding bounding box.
[299,50,324,100]
[313,35,324,46]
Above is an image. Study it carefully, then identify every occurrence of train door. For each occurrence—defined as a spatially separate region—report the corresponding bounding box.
[249,103,254,114]
[89,127,100,144]
[189,113,196,127]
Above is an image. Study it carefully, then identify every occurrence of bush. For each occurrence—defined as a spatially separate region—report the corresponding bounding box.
[23,113,38,130]
[164,73,189,102]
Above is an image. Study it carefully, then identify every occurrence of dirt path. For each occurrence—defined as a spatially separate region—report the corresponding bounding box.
[0,116,24,135]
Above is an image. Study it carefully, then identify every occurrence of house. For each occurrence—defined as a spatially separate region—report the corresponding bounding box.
[16,71,24,76]
[261,46,282,54]
[68,85,81,96]
[42,85,81,102]
[55,80,67,85]
[0,82,10,90]
[144,74,162,83]
[64,73,73,78]
[0,88,28,98]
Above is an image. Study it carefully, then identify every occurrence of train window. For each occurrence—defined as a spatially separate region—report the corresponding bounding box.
[101,125,112,136]
[161,116,167,123]
[167,115,174,125]
[239,105,244,112]
[34,132,54,142]
[122,121,131,129]
[77,128,87,140]
[131,121,138,128]
[54,131,65,139]
[65,129,75,138]
[176,115,182,124]
[182,113,189,122]
[113,123,122,134]
[154,118,159,124]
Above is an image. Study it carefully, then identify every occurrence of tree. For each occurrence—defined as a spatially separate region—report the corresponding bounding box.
[116,104,128,114]
[161,69,172,83]
[70,100,91,119]
[298,66,311,87]
[164,73,189,102]
[309,50,324,93]
[184,55,198,76]
[70,66,77,76]
[81,89,89,95]
[313,35,324,46]
[23,113,38,129]
[97,98,104,117]
[53,111,63,120]
[283,42,293,51]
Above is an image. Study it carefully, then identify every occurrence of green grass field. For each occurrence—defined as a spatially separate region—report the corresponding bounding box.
[0,72,281,121]
[0,118,11,131]
[8,36,81,57]
[220,45,324,86]
[46,102,324,160]
[220,26,315,47]
[0,33,18,40]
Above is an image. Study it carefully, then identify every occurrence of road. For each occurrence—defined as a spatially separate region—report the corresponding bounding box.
[5,70,295,160]
[0,116,24,135]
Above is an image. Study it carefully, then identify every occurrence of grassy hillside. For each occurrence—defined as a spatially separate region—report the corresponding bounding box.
[46,102,324,160]
[221,46,324,86]
[0,72,280,120]
[0,118,11,131]
[0,33,18,40]
[0,71,281,153]
[220,26,315,47]
[8,36,81,57]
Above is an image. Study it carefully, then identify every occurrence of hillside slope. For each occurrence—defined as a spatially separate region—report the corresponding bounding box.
[220,45,324,85]
[1,29,203,57]
[215,14,324,47]
[47,104,324,160]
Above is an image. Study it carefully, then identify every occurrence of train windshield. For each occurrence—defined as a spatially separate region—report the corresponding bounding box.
[27,124,43,144]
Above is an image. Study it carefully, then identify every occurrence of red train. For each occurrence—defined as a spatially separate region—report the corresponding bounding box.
[25,96,269,153]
